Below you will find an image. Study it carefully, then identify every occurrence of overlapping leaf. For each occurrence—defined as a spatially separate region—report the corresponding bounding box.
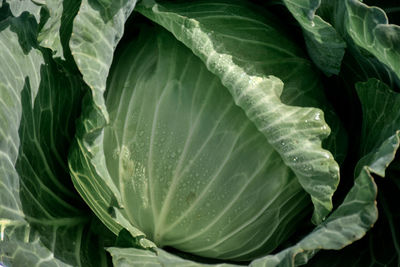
[308,79,400,266]
[6,0,41,21]
[282,0,346,76]
[37,0,80,61]
[107,79,398,266]
[343,0,400,81]
[69,0,138,121]
[137,0,340,225]
[0,10,108,267]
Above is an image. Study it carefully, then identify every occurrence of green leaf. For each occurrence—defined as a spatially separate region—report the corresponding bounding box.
[250,166,378,267]
[69,24,308,260]
[6,0,42,21]
[0,240,71,267]
[104,79,400,266]
[251,78,400,266]
[309,79,400,266]
[4,0,80,62]
[282,0,346,76]
[0,11,109,267]
[356,79,400,167]
[137,0,341,225]
[0,14,43,238]
[37,0,80,61]
[68,93,156,253]
[69,0,138,121]
[344,0,400,81]
[308,162,400,267]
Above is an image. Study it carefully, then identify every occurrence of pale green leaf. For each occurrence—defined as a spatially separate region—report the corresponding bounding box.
[37,0,80,60]
[0,239,71,267]
[0,12,109,267]
[69,24,308,260]
[69,0,138,121]
[137,0,340,225]
[6,0,41,21]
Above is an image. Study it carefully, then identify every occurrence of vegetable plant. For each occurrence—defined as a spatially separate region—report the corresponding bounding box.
[0,0,399,266]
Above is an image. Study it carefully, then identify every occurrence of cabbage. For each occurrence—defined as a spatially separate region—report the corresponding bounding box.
[1,0,400,266]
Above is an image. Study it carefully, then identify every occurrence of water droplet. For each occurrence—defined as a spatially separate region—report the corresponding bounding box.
[302,164,313,172]
[292,156,298,162]
[314,112,321,121]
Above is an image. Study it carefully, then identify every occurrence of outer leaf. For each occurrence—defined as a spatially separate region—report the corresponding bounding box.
[6,0,41,21]
[320,0,400,91]
[283,0,346,76]
[0,11,108,267]
[250,167,377,266]
[344,0,400,81]
[37,0,80,61]
[4,0,80,62]
[137,0,340,224]
[309,79,400,266]
[308,161,400,267]
[0,240,70,267]
[69,0,137,121]
[357,79,400,160]
[0,14,43,240]
[251,78,400,266]
[68,93,157,251]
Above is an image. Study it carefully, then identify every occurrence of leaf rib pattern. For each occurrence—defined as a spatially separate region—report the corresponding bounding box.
[70,0,138,121]
[88,24,309,260]
[137,0,340,224]
[282,0,346,76]
[344,0,400,81]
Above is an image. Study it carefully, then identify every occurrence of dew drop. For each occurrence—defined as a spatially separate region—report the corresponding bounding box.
[302,164,313,172]
[314,112,321,121]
